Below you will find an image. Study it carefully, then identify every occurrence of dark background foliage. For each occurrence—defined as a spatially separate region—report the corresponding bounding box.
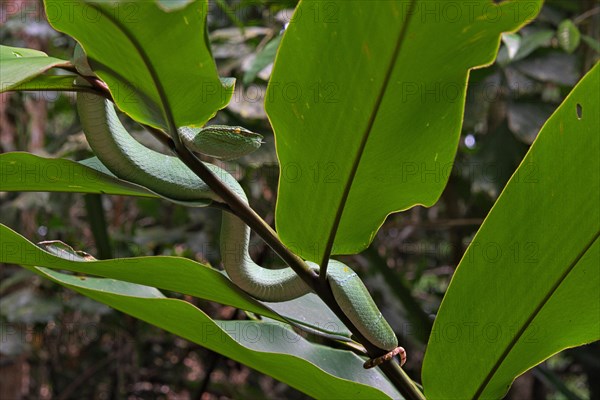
[0,0,598,399]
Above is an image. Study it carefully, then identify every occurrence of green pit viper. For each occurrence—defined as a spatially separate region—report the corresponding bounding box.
[76,90,403,364]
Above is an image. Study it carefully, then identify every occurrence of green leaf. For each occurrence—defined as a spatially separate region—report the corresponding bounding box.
[497,30,555,66]
[0,153,213,207]
[557,20,581,54]
[12,263,401,399]
[243,35,282,85]
[501,33,521,60]
[0,45,71,92]
[43,0,233,130]
[581,34,600,53]
[0,152,157,198]
[0,223,353,341]
[514,52,579,86]
[512,29,555,61]
[0,224,282,320]
[422,64,600,399]
[267,0,543,261]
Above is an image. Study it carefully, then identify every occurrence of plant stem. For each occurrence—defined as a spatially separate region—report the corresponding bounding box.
[85,79,425,399]
[381,362,427,400]
[84,194,113,260]
[166,134,424,399]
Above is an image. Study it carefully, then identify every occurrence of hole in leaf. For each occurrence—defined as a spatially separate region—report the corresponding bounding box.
[576,104,583,120]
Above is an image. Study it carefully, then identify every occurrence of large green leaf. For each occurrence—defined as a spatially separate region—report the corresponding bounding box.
[0,224,279,320]
[0,224,351,339]
[44,0,232,130]
[1,152,156,198]
[422,64,600,399]
[8,262,401,398]
[0,45,71,91]
[0,153,213,207]
[267,0,542,261]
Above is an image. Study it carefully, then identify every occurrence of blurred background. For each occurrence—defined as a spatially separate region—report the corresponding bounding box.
[1,0,598,399]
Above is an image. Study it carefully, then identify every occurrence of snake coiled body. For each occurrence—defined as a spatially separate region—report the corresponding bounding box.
[77,91,398,352]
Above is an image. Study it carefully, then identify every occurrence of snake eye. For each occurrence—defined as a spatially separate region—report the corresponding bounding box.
[233,128,241,134]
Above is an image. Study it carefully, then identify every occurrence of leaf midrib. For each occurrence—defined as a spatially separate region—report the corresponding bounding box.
[318,0,418,270]
[85,1,178,135]
[472,229,600,399]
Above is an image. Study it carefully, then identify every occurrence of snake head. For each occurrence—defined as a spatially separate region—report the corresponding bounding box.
[180,124,264,160]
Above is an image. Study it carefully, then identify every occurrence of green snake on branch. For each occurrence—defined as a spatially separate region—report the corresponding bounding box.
[76,88,404,367]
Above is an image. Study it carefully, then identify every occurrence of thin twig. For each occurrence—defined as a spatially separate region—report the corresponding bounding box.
[196,348,222,399]
[194,309,241,399]
[573,6,600,25]
[400,218,483,229]
[57,354,117,400]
